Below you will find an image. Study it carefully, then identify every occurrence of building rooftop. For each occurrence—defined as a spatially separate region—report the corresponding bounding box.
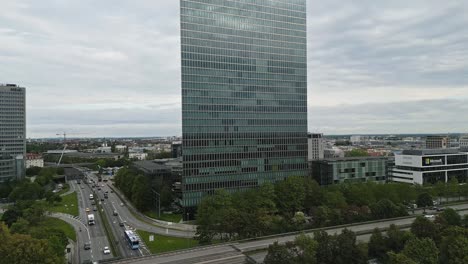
[401,149,462,156]
[314,156,389,162]
[133,160,169,173]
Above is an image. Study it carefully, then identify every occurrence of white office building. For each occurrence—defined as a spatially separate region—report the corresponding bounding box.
[308,133,324,161]
[460,135,468,148]
[391,149,468,185]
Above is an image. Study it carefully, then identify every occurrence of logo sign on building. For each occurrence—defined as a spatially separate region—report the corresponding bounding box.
[423,157,445,166]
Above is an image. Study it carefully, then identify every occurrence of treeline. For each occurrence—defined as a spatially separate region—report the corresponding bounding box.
[2,167,65,201]
[264,208,468,264]
[0,201,71,263]
[114,167,174,213]
[195,177,468,244]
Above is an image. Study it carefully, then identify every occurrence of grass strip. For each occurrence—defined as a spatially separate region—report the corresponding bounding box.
[136,230,199,254]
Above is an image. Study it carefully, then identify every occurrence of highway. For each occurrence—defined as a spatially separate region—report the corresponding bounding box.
[106,208,468,264]
[75,180,114,263]
[88,176,148,258]
[82,169,195,239]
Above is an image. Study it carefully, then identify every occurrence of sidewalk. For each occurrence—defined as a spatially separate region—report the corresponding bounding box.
[109,183,197,232]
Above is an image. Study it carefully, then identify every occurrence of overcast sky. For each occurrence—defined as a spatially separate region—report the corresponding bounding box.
[1,1,468,138]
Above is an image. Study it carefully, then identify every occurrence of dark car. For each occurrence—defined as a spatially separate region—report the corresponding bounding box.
[101,198,104,201]
[436,207,444,212]
[119,222,125,227]
[84,242,91,250]
[91,201,96,205]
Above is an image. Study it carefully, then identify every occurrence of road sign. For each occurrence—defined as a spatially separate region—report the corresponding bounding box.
[149,235,154,242]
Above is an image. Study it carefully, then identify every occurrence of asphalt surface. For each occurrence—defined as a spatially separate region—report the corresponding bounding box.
[83,171,147,259]
[74,180,114,263]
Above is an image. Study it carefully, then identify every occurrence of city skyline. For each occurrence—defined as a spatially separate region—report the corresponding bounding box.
[1,1,468,138]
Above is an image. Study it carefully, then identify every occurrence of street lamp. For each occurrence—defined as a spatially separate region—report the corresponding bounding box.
[151,188,161,218]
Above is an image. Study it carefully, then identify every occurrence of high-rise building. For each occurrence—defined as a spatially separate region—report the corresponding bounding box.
[308,133,324,161]
[425,135,449,149]
[181,0,308,207]
[0,84,26,182]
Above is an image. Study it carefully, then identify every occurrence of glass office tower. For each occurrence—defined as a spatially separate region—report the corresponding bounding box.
[181,0,308,207]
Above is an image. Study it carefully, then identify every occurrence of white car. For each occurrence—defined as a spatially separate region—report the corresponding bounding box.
[424,214,435,219]
[103,246,111,255]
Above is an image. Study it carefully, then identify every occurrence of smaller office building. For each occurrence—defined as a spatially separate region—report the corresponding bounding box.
[25,153,44,168]
[391,149,468,185]
[311,157,388,186]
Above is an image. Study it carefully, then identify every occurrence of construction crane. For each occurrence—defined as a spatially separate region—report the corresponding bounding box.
[56,132,67,167]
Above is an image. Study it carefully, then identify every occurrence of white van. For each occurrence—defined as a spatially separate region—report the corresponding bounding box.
[89,194,94,200]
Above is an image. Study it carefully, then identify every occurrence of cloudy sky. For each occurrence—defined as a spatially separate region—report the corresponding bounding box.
[1,1,468,138]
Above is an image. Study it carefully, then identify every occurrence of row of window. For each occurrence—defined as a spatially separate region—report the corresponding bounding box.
[182,13,306,38]
[184,137,307,146]
[183,75,306,88]
[183,37,306,57]
[183,118,307,126]
[183,131,306,138]
[184,150,307,162]
[181,6,306,32]
[184,97,306,106]
[183,0,306,21]
[183,89,306,100]
[182,29,305,51]
[182,82,307,94]
[182,44,306,63]
[184,104,307,113]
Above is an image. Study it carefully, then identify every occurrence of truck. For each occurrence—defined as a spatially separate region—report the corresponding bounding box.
[87,214,95,225]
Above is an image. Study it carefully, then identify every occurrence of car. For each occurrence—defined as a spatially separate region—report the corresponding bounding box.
[432,206,439,210]
[97,187,101,191]
[424,214,435,219]
[119,221,125,227]
[101,198,104,202]
[84,243,91,250]
[91,201,96,205]
[81,186,84,189]
[85,208,90,213]
[103,246,111,255]
[120,203,124,206]
[110,190,114,193]
[93,207,97,211]
[436,207,444,212]
[105,191,109,193]
[113,210,118,216]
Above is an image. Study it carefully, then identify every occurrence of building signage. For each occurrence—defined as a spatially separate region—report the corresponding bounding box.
[423,157,445,166]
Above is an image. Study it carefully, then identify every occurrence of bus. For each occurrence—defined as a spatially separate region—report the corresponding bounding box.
[124,230,139,250]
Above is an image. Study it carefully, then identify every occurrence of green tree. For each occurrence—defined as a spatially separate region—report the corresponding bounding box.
[386,224,413,252]
[264,241,298,264]
[438,208,461,226]
[411,216,439,241]
[434,181,446,203]
[334,229,367,264]
[324,191,348,210]
[196,190,233,244]
[448,177,460,200]
[368,228,388,261]
[294,233,318,264]
[131,175,152,211]
[402,237,439,264]
[439,233,468,264]
[416,192,433,209]
[345,149,369,157]
[0,222,63,264]
[387,252,417,264]
[370,199,402,219]
[275,176,306,216]
[303,179,324,209]
[9,218,30,234]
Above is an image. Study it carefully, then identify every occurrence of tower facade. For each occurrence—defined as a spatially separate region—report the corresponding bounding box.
[181,0,308,206]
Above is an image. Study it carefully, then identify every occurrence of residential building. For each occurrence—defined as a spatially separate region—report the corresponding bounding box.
[0,84,26,182]
[425,135,449,149]
[311,157,388,186]
[181,0,308,207]
[308,133,324,161]
[390,149,468,185]
[460,135,468,148]
[25,153,44,168]
[129,152,148,160]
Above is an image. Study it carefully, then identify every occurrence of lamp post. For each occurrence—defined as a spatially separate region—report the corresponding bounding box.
[151,188,161,218]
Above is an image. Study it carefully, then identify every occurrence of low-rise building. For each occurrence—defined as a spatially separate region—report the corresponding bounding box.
[25,153,44,168]
[425,135,449,149]
[390,149,468,185]
[129,152,148,160]
[311,156,388,186]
